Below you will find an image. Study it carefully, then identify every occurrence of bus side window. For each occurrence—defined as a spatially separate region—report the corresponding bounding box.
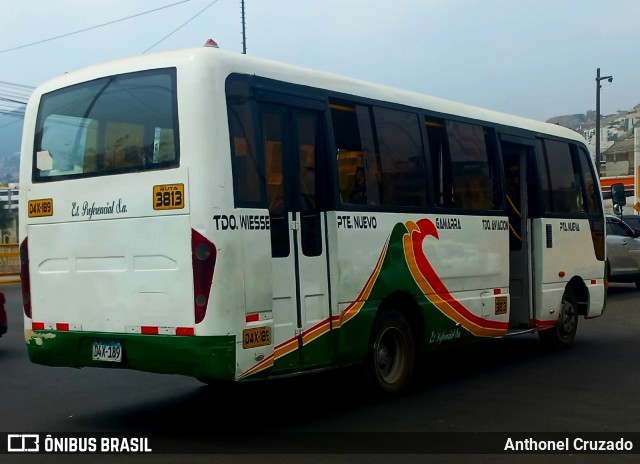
[426,119,451,207]
[577,146,600,214]
[537,139,583,215]
[227,91,264,208]
[429,119,499,211]
[330,102,381,207]
[372,106,426,208]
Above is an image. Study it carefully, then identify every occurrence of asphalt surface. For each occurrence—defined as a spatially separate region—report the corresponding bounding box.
[1,282,639,463]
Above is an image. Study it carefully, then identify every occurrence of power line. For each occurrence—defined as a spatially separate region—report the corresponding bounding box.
[0,80,35,90]
[0,0,192,54]
[0,96,27,106]
[0,90,31,101]
[143,0,219,53]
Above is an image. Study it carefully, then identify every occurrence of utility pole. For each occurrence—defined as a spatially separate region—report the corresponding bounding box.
[241,0,246,54]
[595,68,613,178]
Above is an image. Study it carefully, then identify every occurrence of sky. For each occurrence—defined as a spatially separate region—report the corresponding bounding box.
[1,0,639,122]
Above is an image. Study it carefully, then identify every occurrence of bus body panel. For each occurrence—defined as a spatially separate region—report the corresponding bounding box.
[329,212,510,363]
[27,214,194,333]
[24,162,194,333]
[532,218,606,325]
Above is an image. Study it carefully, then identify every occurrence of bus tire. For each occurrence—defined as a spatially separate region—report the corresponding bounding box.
[365,310,414,395]
[539,287,578,348]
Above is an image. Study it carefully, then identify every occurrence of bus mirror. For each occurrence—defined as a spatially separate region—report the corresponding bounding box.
[611,183,626,208]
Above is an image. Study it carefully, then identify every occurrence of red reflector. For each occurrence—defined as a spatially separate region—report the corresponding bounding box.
[20,238,32,319]
[192,230,217,324]
[493,289,502,295]
[141,326,159,335]
[56,323,70,331]
[32,322,45,330]
[591,279,597,285]
[246,313,260,323]
[176,327,195,336]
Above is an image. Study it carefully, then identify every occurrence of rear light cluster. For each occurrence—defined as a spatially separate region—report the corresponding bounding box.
[191,230,217,324]
[20,239,32,318]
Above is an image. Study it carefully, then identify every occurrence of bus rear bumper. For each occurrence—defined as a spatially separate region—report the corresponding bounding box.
[25,330,236,381]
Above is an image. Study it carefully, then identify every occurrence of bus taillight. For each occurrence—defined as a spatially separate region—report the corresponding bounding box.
[191,230,217,324]
[20,238,32,318]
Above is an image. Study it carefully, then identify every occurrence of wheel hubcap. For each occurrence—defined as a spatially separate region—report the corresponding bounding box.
[559,299,577,335]
[375,327,404,384]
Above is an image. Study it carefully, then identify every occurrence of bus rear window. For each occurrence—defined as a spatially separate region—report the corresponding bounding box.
[33,68,179,182]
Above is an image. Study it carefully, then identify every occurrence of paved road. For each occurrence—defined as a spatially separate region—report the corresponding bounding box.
[1,283,639,463]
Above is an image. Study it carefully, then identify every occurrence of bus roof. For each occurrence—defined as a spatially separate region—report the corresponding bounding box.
[32,47,586,145]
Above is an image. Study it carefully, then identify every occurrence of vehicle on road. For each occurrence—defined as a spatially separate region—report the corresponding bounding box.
[0,292,7,337]
[619,213,640,231]
[19,45,606,395]
[606,213,640,288]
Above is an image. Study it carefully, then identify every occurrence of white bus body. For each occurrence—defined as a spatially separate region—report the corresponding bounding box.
[20,47,606,393]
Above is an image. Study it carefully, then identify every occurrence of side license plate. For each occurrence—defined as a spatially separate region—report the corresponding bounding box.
[92,340,123,362]
[243,326,271,349]
[495,296,508,315]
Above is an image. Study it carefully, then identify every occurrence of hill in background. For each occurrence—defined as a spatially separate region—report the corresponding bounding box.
[546,113,589,131]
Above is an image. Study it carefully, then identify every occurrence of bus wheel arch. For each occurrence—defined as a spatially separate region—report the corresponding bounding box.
[364,292,421,394]
[567,276,589,317]
[377,292,424,348]
[539,282,581,348]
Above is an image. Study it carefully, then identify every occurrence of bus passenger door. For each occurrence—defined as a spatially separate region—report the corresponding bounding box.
[501,139,533,329]
[258,99,333,372]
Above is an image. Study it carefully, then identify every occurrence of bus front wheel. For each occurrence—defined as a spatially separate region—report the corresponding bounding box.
[539,287,578,348]
[365,310,414,395]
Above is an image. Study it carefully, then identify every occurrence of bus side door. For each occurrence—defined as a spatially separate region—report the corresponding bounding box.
[256,92,334,371]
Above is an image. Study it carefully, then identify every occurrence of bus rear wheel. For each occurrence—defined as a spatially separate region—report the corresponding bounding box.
[539,287,578,348]
[365,310,414,395]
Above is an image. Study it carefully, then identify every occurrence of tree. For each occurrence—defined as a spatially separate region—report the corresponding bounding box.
[0,207,15,239]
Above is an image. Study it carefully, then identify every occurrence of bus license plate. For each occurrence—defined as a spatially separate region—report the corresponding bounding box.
[92,340,123,362]
[243,327,271,349]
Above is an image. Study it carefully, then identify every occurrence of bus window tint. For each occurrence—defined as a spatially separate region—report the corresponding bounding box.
[372,107,427,208]
[105,122,145,170]
[227,84,263,207]
[428,119,499,210]
[577,147,599,214]
[330,103,381,206]
[331,102,427,208]
[538,139,583,215]
[34,69,179,181]
[261,108,289,258]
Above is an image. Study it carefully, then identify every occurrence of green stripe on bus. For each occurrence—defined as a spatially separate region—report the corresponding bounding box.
[26,331,236,381]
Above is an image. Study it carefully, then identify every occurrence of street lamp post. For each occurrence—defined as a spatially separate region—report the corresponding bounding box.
[595,67,613,177]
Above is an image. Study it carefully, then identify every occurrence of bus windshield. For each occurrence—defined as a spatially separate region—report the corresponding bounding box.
[33,68,179,182]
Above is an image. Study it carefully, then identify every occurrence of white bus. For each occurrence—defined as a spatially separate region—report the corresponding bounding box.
[20,46,606,394]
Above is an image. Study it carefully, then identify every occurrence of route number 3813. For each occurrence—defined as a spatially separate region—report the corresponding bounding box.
[153,184,185,210]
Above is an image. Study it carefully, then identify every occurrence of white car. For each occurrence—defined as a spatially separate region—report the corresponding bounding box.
[606,213,640,288]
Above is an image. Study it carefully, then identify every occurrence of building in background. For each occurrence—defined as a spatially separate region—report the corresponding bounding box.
[0,183,18,211]
[0,183,18,242]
